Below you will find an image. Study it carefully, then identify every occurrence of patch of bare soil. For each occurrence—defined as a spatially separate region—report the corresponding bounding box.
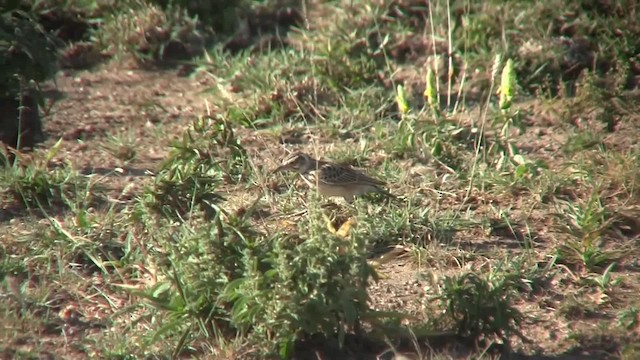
[40,68,215,196]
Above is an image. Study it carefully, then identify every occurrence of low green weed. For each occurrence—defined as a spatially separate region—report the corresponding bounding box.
[0,139,92,209]
[553,191,626,272]
[129,196,379,358]
[141,115,247,221]
[432,257,545,348]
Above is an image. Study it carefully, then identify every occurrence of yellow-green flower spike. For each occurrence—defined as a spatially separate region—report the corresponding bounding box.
[396,84,409,115]
[499,58,516,110]
[424,68,438,110]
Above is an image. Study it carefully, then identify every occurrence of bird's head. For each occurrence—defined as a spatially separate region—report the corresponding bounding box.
[272,152,317,174]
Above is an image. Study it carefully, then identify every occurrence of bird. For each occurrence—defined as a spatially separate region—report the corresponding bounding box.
[271,151,394,203]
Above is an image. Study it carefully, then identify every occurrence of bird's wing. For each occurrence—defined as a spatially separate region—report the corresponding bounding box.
[318,164,386,186]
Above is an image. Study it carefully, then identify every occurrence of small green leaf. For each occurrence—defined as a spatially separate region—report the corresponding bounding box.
[44,137,63,163]
[515,164,528,178]
[431,138,443,156]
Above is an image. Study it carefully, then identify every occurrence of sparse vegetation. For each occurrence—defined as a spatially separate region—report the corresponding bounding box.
[2,0,640,359]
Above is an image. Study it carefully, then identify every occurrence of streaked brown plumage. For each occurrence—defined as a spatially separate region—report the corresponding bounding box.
[272,152,392,202]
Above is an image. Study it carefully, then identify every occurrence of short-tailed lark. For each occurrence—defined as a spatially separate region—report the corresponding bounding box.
[272,152,393,202]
